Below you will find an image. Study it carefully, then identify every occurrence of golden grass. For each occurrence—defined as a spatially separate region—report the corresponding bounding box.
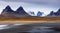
[0,16,60,24]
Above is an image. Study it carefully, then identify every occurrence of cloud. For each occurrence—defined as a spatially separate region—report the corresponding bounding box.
[1,0,60,4]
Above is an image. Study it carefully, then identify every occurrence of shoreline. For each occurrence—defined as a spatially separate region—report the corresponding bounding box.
[0,21,60,24]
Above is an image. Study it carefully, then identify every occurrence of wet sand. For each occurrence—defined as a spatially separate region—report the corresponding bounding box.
[0,21,60,24]
[0,22,60,33]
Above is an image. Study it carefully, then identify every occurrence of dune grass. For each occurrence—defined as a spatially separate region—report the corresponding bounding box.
[0,16,60,24]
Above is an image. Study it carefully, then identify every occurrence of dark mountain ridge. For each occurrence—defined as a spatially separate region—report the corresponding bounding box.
[47,9,60,16]
[0,5,60,17]
[15,6,29,16]
[1,5,30,17]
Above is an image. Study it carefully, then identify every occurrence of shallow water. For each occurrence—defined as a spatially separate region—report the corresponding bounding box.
[0,23,60,33]
[29,26,60,33]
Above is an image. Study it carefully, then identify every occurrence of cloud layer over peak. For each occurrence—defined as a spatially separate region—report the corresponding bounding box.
[1,0,60,4]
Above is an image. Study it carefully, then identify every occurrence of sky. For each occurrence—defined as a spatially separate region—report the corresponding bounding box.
[0,0,60,16]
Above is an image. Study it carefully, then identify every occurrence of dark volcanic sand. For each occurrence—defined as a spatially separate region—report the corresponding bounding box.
[0,22,60,33]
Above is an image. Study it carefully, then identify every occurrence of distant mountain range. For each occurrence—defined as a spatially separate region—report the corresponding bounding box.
[28,11,35,16]
[37,11,42,16]
[1,5,30,17]
[0,5,60,17]
[47,9,60,16]
[28,11,43,16]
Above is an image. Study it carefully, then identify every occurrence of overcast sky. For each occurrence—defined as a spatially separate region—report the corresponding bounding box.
[0,0,60,16]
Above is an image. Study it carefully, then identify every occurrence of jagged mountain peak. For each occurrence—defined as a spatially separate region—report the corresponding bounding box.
[50,11,54,14]
[47,11,55,16]
[1,6,30,17]
[16,6,24,11]
[57,9,60,12]
[3,5,13,12]
[54,9,60,16]
[37,11,43,16]
[4,5,13,11]
[15,6,29,15]
[5,5,11,9]
[51,11,54,12]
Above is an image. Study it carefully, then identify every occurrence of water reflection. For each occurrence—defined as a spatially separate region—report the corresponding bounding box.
[29,26,60,33]
[0,23,60,33]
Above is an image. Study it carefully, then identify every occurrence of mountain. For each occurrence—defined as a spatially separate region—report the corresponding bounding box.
[3,5,14,12]
[28,11,35,16]
[37,11,42,16]
[15,6,30,16]
[1,6,30,17]
[54,9,60,16]
[47,11,55,16]
[1,5,14,17]
[47,9,60,16]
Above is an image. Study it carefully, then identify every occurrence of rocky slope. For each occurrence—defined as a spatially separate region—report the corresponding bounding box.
[1,5,30,18]
[47,9,60,16]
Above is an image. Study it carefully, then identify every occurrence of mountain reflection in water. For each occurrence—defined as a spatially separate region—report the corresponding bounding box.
[0,22,60,33]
